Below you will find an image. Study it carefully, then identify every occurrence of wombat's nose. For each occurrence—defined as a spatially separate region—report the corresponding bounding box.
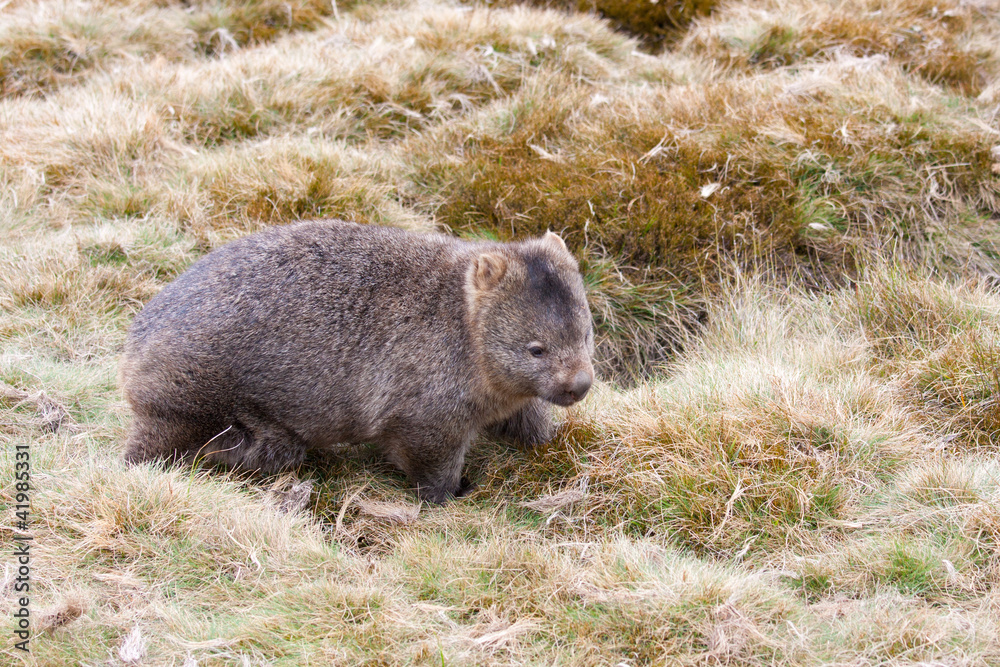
[568,370,592,402]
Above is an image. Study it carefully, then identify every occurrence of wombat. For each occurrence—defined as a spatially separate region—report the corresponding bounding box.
[120,220,595,503]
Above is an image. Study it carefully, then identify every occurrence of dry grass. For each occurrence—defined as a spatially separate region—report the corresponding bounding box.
[682,0,1000,94]
[0,0,334,97]
[4,0,1000,663]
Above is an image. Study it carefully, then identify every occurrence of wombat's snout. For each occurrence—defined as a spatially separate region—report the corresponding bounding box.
[569,369,593,401]
[553,369,592,405]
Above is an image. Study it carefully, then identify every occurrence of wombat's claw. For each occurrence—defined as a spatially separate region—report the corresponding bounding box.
[417,477,475,503]
[455,476,476,498]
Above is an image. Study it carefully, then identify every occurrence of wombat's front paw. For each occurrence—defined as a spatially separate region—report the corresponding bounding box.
[418,476,475,504]
[455,476,476,498]
[418,487,452,504]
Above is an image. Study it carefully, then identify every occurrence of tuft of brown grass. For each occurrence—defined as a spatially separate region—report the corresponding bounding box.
[681,0,999,95]
[848,267,1000,448]
[36,597,85,634]
[184,0,335,55]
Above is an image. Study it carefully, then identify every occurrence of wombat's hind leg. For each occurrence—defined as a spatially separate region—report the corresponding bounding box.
[486,398,555,449]
[123,412,307,476]
[123,413,215,468]
[206,414,308,475]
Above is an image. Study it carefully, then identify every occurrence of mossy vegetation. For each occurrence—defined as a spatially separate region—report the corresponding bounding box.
[578,0,721,49]
[484,0,722,50]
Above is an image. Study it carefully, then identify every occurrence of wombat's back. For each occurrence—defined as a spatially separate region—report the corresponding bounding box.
[122,220,476,455]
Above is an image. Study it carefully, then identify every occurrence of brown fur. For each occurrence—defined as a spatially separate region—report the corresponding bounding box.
[120,220,594,502]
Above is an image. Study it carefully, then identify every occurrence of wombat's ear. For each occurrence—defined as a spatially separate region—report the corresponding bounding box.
[543,230,568,252]
[471,253,508,292]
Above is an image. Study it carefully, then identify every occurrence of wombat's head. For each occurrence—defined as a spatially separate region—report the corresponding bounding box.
[466,231,595,407]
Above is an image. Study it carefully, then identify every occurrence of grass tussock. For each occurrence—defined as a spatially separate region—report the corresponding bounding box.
[417,59,999,282]
[5,0,1000,663]
[119,5,632,147]
[489,0,722,50]
[0,0,334,98]
[171,138,428,238]
[681,0,1000,95]
[849,269,1000,448]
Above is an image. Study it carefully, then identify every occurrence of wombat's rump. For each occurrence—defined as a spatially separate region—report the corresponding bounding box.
[121,220,594,502]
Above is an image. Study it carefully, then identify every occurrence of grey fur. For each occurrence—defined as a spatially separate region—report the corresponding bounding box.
[120,220,594,503]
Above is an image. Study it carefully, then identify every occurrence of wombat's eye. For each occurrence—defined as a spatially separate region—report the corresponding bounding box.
[528,343,546,358]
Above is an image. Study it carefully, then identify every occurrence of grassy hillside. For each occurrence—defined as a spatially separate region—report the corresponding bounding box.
[2,0,1000,663]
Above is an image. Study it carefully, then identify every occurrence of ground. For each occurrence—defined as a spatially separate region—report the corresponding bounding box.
[2,0,1000,664]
